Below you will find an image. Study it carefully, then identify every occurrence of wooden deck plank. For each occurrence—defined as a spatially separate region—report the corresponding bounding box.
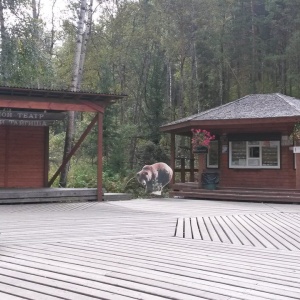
[2,241,300,300]
[0,199,300,300]
[175,218,183,237]
[20,241,300,285]
[214,216,244,245]
[0,291,24,300]
[184,218,192,239]
[196,217,212,241]
[190,217,202,239]
[0,247,296,300]
[208,216,232,243]
[248,214,300,250]
[0,282,60,300]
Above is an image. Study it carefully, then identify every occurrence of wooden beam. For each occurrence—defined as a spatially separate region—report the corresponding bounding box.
[48,114,98,187]
[44,127,49,187]
[97,112,104,201]
[80,100,105,113]
[160,116,300,134]
[0,98,98,112]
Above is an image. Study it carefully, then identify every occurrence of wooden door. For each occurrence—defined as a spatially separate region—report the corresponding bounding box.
[0,126,48,188]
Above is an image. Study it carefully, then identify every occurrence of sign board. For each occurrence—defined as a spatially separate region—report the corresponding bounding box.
[0,110,65,120]
[0,119,56,126]
[292,146,300,153]
[0,110,65,127]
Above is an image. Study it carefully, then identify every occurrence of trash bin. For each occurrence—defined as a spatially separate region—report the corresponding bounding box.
[201,172,219,190]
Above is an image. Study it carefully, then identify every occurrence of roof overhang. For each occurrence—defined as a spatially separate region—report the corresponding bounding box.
[0,86,127,113]
[160,116,300,135]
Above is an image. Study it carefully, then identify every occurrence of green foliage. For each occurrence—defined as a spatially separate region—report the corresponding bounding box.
[136,140,170,166]
[3,0,300,196]
[68,160,97,188]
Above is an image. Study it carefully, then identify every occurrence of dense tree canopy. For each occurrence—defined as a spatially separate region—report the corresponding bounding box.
[0,0,300,191]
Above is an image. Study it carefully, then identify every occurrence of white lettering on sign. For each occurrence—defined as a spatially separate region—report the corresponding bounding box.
[0,119,53,126]
[17,113,45,119]
[0,111,65,120]
[0,111,13,118]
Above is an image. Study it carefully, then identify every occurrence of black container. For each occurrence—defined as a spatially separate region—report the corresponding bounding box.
[201,172,219,190]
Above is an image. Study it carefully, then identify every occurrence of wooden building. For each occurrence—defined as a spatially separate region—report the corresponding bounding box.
[0,86,126,202]
[160,93,300,202]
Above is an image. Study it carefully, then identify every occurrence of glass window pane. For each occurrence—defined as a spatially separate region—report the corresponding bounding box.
[231,141,246,166]
[249,146,260,158]
[262,142,279,166]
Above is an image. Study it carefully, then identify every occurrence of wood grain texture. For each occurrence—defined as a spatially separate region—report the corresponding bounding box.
[0,198,299,299]
[1,126,46,188]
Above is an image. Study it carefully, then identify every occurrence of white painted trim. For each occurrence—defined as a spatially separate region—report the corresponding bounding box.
[229,140,280,169]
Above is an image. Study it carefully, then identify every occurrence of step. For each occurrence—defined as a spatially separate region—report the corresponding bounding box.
[173,186,300,196]
[170,190,300,203]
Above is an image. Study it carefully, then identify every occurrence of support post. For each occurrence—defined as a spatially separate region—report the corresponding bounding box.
[198,154,206,187]
[296,153,300,189]
[190,138,195,182]
[170,133,175,184]
[97,112,103,201]
[180,158,185,183]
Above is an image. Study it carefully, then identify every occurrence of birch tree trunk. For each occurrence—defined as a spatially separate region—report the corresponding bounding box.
[49,0,57,56]
[59,0,88,187]
[0,0,7,83]
[77,0,93,90]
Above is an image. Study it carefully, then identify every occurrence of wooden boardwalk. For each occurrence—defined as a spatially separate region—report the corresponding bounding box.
[0,198,300,299]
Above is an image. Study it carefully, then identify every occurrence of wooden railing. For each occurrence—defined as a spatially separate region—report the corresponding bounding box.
[174,157,198,183]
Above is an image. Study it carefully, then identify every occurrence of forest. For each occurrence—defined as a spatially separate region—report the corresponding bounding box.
[0,0,299,194]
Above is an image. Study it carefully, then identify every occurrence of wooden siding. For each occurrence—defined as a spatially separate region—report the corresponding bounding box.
[0,127,5,186]
[0,126,47,188]
[219,144,296,189]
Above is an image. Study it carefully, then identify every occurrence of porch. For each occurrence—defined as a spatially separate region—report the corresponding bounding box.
[0,198,299,299]
[0,188,132,204]
[171,182,300,203]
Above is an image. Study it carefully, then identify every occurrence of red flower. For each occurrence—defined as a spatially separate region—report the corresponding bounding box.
[191,128,215,149]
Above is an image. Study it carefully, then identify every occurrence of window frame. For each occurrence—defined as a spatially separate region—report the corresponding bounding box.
[229,140,280,169]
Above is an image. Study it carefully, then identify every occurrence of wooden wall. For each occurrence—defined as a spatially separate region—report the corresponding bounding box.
[219,143,296,189]
[0,126,48,188]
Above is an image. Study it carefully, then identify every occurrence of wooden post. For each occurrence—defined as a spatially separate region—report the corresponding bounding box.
[97,112,103,201]
[296,153,300,189]
[190,158,195,182]
[170,133,175,184]
[198,154,206,187]
[180,158,185,183]
[190,137,195,182]
[44,127,49,187]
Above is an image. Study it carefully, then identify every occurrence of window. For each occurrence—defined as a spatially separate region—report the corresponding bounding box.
[207,140,219,168]
[229,140,280,169]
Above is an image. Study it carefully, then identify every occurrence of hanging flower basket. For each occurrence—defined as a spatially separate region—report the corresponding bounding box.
[191,129,215,153]
[193,145,209,154]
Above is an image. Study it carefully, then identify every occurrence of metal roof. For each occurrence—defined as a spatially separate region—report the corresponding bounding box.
[0,86,127,102]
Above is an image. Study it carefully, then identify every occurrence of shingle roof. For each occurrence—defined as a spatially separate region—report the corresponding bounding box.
[163,93,300,127]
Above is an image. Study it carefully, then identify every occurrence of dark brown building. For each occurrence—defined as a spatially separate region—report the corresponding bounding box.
[0,86,125,201]
[161,93,300,202]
